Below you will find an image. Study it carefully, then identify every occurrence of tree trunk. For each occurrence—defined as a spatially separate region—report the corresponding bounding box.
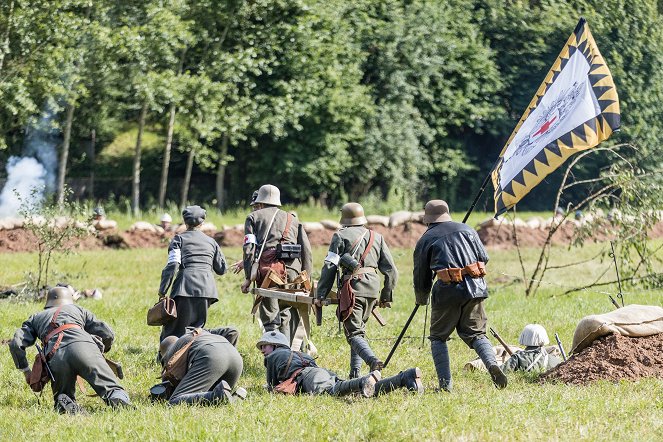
[180,148,195,208]
[88,129,95,199]
[132,101,148,216]
[158,103,176,208]
[0,0,14,74]
[215,133,229,211]
[57,102,75,205]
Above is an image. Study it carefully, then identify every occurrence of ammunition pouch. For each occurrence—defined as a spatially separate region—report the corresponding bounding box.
[339,253,360,273]
[436,262,486,284]
[276,243,301,260]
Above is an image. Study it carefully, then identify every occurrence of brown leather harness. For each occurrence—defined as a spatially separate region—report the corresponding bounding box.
[436,262,487,284]
[42,306,82,358]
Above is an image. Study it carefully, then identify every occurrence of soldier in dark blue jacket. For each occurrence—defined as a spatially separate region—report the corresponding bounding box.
[413,200,507,392]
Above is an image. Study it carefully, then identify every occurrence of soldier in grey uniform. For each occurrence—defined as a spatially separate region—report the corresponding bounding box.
[9,287,131,413]
[159,205,227,342]
[501,324,562,373]
[159,327,245,405]
[316,203,398,378]
[413,200,507,391]
[240,184,312,345]
[257,331,423,397]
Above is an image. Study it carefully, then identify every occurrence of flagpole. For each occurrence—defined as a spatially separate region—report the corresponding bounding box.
[462,158,501,223]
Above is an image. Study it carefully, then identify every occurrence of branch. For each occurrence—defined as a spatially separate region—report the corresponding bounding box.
[558,272,663,296]
[546,247,606,270]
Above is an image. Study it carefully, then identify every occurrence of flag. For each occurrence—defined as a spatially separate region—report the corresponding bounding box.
[491,18,620,217]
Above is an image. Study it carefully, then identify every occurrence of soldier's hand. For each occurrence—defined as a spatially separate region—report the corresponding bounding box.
[240,279,251,294]
[158,292,165,299]
[379,301,392,309]
[231,261,244,274]
[23,369,32,384]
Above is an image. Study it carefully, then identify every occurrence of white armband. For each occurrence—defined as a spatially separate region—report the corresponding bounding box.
[244,234,257,245]
[167,249,181,265]
[324,251,340,266]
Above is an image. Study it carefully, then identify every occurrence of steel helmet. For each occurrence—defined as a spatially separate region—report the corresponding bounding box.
[254,184,282,207]
[161,213,172,223]
[339,202,367,226]
[519,324,550,347]
[256,330,289,349]
[44,286,75,309]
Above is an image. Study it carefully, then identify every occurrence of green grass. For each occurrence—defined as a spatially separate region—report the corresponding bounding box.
[1,243,662,441]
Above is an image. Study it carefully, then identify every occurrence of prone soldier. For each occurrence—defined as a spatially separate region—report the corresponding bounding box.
[501,324,562,373]
[413,200,507,391]
[315,202,398,378]
[240,184,312,346]
[91,207,117,231]
[9,287,131,413]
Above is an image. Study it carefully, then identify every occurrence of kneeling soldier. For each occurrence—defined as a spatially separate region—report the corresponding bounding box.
[9,287,130,413]
[257,331,423,397]
[159,327,245,405]
[501,324,562,373]
[315,202,398,378]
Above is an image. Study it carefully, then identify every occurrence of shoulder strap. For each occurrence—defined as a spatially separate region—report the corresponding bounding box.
[359,230,375,266]
[255,210,279,264]
[49,306,64,328]
[280,212,293,243]
[279,350,295,379]
[349,230,369,257]
[525,350,545,372]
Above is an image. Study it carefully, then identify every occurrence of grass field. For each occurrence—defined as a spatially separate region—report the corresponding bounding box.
[0,242,662,441]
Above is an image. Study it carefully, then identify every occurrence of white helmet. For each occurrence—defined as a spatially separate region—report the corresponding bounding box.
[254,184,282,207]
[519,324,550,347]
[161,213,172,223]
[256,330,289,349]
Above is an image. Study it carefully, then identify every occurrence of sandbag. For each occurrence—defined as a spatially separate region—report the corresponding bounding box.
[130,221,157,232]
[410,211,425,224]
[302,222,324,233]
[366,215,389,227]
[200,222,217,233]
[320,219,341,230]
[571,304,663,354]
[389,211,411,227]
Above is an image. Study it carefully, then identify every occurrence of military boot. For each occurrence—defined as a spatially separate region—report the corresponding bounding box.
[169,380,235,405]
[431,339,452,392]
[104,389,133,409]
[349,349,362,379]
[232,387,248,401]
[349,336,384,372]
[331,371,381,398]
[472,337,507,389]
[374,367,424,396]
[57,394,85,415]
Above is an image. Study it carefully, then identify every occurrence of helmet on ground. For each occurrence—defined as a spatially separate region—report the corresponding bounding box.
[44,286,75,308]
[519,324,550,347]
[339,202,367,226]
[256,330,289,349]
[254,184,282,206]
[423,200,452,224]
[182,205,206,227]
[93,207,105,217]
[249,190,259,206]
[161,213,172,223]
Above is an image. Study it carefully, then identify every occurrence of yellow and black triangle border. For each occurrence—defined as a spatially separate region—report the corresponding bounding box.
[492,18,620,217]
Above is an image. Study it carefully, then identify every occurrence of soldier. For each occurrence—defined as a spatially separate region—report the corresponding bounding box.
[158,205,227,342]
[160,213,173,231]
[231,190,259,274]
[240,184,312,345]
[91,206,117,231]
[257,331,423,397]
[413,200,507,392]
[501,324,562,373]
[8,287,131,413]
[159,327,245,405]
[315,202,398,378]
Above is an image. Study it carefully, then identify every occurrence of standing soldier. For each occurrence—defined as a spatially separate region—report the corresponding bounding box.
[240,184,312,345]
[315,202,398,378]
[413,200,507,391]
[9,287,131,413]
[159,205,227,342]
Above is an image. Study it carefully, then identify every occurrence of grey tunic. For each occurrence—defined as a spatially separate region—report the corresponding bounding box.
[162,328,243,403]
[9,304,124,403]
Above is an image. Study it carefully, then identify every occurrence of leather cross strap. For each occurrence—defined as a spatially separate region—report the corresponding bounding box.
[42,306,82,358]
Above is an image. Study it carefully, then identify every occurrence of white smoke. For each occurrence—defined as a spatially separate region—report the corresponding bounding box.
[0,98,60,216]
[0,157,48,217]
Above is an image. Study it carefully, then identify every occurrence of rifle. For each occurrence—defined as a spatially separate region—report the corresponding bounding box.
[554,333,567,361]
[489,327,514,357]
[35,344,55,382]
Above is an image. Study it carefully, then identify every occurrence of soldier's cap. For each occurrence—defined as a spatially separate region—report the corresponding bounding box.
[249,190,259,206]
[93,207,105,217]
[182,205,206,227]
[339,202,367,226]
[256,330,289,350]
[519,324,550,347]
[159,336,178,359]
[254,184,282,207]
[161,213,172,223]
[44,286,75,309]
[423,200,452,224]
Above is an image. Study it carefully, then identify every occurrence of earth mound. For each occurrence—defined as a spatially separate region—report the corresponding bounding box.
[540,333,663,385]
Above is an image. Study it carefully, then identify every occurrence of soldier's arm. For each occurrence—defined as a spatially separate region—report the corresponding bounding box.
[159,235,182,296]
[212,243,227,276]
[472,230,489,264]
[413,239,433,305]
[316,233,343,300]
[243,216,257,280]
[377,237,398,303]
[82,307,115,352]
[298,223,313,275]
[8,317,38,371]
[500,353,521,373]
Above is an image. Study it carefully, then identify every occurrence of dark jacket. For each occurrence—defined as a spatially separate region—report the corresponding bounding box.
[413,221,489,305]
[159,229,227,302]
[264,347,316,389]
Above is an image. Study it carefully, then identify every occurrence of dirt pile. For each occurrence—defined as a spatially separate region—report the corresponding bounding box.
[541,333,663,385]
